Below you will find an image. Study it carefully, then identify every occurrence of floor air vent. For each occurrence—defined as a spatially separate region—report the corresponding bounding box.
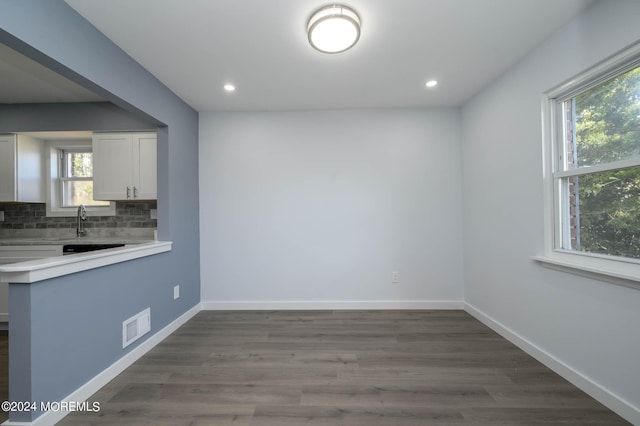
[122,308,151,348]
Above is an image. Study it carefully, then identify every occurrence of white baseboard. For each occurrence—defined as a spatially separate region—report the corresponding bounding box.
[202,299,464,310]
[3,303,201,426]
[464,302,640,425]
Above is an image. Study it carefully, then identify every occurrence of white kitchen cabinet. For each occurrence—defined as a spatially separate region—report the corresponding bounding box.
[0,134,44,203]
[92,132,157,200]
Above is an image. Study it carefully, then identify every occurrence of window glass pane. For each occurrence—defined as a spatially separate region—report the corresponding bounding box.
[61,180,109,207]
[572,65,640,168]
[567,166,640,258]
[64,152,93,178]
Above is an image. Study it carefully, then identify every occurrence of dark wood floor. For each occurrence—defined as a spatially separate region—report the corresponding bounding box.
[20,310,630,425]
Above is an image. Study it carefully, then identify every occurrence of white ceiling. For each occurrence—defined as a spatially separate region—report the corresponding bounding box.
[10,0,596,111]
[63,0,596,111]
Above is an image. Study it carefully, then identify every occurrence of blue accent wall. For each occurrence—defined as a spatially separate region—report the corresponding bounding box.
[0,0,200,422]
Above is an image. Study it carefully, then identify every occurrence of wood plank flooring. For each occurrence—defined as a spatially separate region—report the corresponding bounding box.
[50,310,629,425]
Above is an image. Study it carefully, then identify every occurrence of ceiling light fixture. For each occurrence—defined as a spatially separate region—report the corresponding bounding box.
[425,80,438,88]
[307,4,361,54]
[224,84,236,92]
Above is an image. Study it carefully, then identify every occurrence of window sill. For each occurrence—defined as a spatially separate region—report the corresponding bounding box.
[532,255,640,291]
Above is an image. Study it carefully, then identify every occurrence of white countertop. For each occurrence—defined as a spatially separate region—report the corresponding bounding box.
[0,240,172,283]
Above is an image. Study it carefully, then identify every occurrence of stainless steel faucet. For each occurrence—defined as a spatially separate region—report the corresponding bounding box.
[76,204,87,237]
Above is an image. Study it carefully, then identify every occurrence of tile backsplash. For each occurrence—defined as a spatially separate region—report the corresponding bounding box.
[0,201,157,232]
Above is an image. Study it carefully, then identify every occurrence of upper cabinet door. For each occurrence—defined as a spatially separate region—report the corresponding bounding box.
[0,135,44,203]
[0,135,17,202]
[134,133,157,200]
[92,132,157,201]
[93,133,134,201]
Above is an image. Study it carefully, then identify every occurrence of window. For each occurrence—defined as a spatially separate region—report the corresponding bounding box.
[541,42,640,287]
[556,65,640,259]
[46,140,115,217]
[59,148,109,208]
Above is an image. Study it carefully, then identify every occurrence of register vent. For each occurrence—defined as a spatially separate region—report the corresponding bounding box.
[122,307,151,349]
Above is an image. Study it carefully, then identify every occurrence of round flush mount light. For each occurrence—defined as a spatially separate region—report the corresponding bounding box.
[223,83,236,92]
[425,80,438,88]
[307,4,361,54]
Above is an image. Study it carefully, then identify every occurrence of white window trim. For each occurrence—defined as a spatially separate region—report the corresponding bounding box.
[45,140,116,217]
[537,40,640,291]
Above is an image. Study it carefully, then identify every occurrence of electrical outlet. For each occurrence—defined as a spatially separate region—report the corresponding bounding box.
[173,285,180,300]
[392,271,400,283]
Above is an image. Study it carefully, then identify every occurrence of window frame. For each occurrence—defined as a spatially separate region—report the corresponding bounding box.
[59,146,101,208]
[45,140,115,217]
[538,41,640,290]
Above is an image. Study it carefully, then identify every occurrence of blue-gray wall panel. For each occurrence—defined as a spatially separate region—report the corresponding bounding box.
[28,253,183,407]
[0,0,200,421]
[7,285,32,421]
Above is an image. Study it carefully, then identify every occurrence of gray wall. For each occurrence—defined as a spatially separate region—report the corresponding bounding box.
[461,0,640,423]
[0,0,200,422]
[199,109,464,306]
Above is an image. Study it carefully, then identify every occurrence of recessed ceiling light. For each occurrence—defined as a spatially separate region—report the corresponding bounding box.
[425,80,438,88]
[307,5,361,54]
[224,84,236,92]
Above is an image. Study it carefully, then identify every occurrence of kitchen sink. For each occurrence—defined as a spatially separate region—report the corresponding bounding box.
[62,244,125,255]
